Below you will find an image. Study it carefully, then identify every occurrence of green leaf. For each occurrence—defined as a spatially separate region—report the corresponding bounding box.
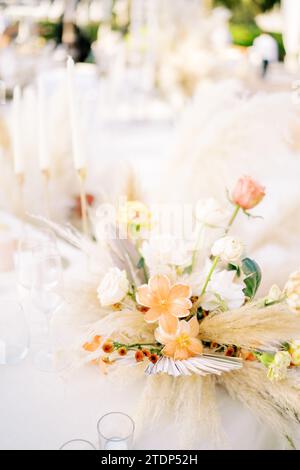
[137,257,145,270]
[227,262,241,277]
[259,353,274,368]
[242,257,262,300]
[197,307,204,320]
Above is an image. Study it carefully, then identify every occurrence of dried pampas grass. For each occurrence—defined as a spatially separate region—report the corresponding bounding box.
[199,303,300,350]
[219,362,300,448]
[87,308,156,346]
[135,375,228,450]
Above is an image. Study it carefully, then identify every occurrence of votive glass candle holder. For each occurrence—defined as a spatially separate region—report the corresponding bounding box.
[97,412,135,450]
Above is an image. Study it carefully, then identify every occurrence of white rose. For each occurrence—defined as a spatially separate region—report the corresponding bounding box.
[97,268,129,307]
[211,236,243,263]
[196,198,230,228]
[200,269,245,311]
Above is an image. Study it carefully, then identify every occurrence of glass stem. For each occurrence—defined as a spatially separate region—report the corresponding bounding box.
[45,313,54,355]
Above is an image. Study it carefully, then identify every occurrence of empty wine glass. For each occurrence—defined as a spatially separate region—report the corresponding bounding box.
[0,297,29,365]
[16,229,58,292]
[60,440,96,450]
[31,251,67,372]
[16,238,38,292]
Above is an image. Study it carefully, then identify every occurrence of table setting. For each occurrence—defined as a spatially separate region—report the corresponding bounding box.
[1,0,300,452]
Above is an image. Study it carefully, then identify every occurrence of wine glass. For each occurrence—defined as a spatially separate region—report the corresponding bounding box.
[16,229,58,293]
[31,251,67,373]
[16,238,39,292]
[0,297,29,365]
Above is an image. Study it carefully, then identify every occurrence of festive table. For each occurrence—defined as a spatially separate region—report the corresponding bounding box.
[0,212,289,451]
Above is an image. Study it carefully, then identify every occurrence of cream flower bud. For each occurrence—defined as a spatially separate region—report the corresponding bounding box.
[267,285,282,303]
[97,268,129,307]
[285,271,300,314]
[289,340,300,366]
[211,236,243,263]
[267,351,291,382]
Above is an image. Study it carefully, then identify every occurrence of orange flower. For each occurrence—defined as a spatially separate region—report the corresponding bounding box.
[98,357,112,375]
[155,317,203,361]
[135,350,144,362]
[136,275,192,335]
[102,341,114,354]
[83,335,102,352]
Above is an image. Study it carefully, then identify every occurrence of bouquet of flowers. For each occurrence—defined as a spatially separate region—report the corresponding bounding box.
[49,176,300,449]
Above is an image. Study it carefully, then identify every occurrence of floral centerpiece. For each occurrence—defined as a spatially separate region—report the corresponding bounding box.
[47,176,300,449]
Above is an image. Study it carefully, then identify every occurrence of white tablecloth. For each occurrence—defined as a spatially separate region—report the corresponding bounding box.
[0,213,286,450]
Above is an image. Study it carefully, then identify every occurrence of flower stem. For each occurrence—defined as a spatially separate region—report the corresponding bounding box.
[113,341,160,350]
[200,255,219,297]
[226,205,240,234]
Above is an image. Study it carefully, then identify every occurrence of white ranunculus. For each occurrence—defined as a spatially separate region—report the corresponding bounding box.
[211,236,243,263]
[141,235,193,275]
[195,198,230,228]
[97,268,129,307]
[200,270,245,311]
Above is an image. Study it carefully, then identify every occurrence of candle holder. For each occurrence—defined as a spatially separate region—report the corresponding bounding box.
[42,169,51,219]
[60,439,96,451]
[97,412,135,450]
[77,167,89,237]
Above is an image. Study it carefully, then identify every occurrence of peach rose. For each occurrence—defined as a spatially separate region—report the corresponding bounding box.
[232,176,265,210]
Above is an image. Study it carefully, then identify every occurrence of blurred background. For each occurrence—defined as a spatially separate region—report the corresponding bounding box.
[1,0,300,249]
[0,0,296,102]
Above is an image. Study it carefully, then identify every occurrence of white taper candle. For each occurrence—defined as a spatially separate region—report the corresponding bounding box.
[12,86,24,175]
[66,56,86,170]
[37,77,50,171]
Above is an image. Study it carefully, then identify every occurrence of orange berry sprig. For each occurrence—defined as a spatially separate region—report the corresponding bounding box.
[102,341,163,364]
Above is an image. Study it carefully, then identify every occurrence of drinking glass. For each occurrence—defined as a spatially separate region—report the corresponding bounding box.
[0,297,29,365]
[97,412,135,450]
[16,238,39,291]
[31,251,67,372]
[60,440,96,451]
[16,229,58,292]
